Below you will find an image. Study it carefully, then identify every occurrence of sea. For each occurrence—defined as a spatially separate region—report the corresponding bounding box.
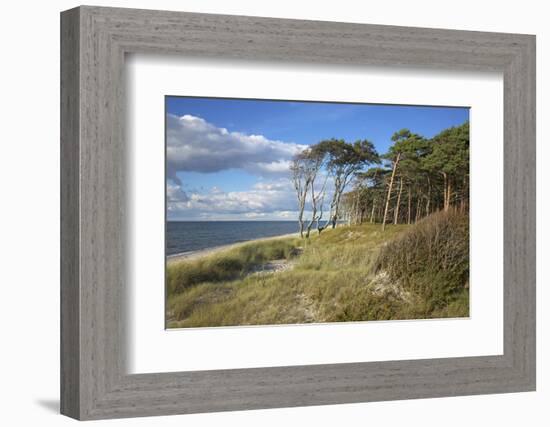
[166,221,299,256]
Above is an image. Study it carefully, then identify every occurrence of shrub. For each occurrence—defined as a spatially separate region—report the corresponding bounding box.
[374,209,469,313]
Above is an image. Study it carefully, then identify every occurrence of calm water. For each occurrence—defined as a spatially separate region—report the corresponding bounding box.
[166,221,299,256]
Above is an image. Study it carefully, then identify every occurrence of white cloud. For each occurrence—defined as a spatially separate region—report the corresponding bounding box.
[166,114,307,182]
[167,182,189,202]
[164,114,336,220]
[167,179,302,220]
[166,174,337,221]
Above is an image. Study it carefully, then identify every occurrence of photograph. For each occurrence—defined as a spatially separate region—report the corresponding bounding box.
[165,97,470,328]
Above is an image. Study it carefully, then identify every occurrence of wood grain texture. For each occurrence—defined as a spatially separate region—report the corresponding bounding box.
[60,7,80,419]
[60,6,536,420]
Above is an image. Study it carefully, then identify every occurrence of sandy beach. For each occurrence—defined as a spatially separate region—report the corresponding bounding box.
[167,232,299,264]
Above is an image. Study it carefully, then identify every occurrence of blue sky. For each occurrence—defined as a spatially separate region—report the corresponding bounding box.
[166,96,469,221]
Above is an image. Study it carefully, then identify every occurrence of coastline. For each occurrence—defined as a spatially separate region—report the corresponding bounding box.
[167,232,299,265]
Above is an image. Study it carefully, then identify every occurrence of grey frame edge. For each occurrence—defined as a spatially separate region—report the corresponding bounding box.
[60,5,536,421]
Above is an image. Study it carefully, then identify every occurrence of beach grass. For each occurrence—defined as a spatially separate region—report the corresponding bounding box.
[166,212,469,328]
[167,237,302,296]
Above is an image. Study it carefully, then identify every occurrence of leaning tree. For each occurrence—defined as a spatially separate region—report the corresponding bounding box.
[381,129,427,231]
[314,138,379,231]
[290,147,325,237]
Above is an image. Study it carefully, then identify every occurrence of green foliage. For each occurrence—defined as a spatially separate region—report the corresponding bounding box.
[314,138,380,170]
[423,122,469,177]
[385,129,428,161]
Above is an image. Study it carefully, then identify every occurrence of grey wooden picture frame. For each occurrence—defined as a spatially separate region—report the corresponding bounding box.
[60,5,536,421]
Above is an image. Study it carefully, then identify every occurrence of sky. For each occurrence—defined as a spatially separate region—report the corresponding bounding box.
[166,96,469,221]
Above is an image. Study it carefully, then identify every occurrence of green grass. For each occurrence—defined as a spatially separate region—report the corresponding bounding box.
[166,213,469,328]
[167,238,301,295]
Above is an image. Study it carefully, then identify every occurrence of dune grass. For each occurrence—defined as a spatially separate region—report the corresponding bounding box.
[167,238,301,295]
[166,212,469,328]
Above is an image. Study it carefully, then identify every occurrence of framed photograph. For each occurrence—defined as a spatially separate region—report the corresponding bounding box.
[61,6,536,420]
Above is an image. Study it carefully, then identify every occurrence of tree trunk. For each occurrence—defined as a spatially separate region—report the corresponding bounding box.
[305,223,312,238]
[354,192,360,225]
[331,201,338,229]
[442,172,448,211]
[305,186,314,238]
[415,196,421,223]
[331,188,344,229]
[382,153,400,231]
[370,198,376,223]
[446,178,452,211]
[393,177,403,225]
[323,176,341,231]
[297,192,307,238]
[407,186,411,224]
[460,175,467,213]
[425,176,431,217]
